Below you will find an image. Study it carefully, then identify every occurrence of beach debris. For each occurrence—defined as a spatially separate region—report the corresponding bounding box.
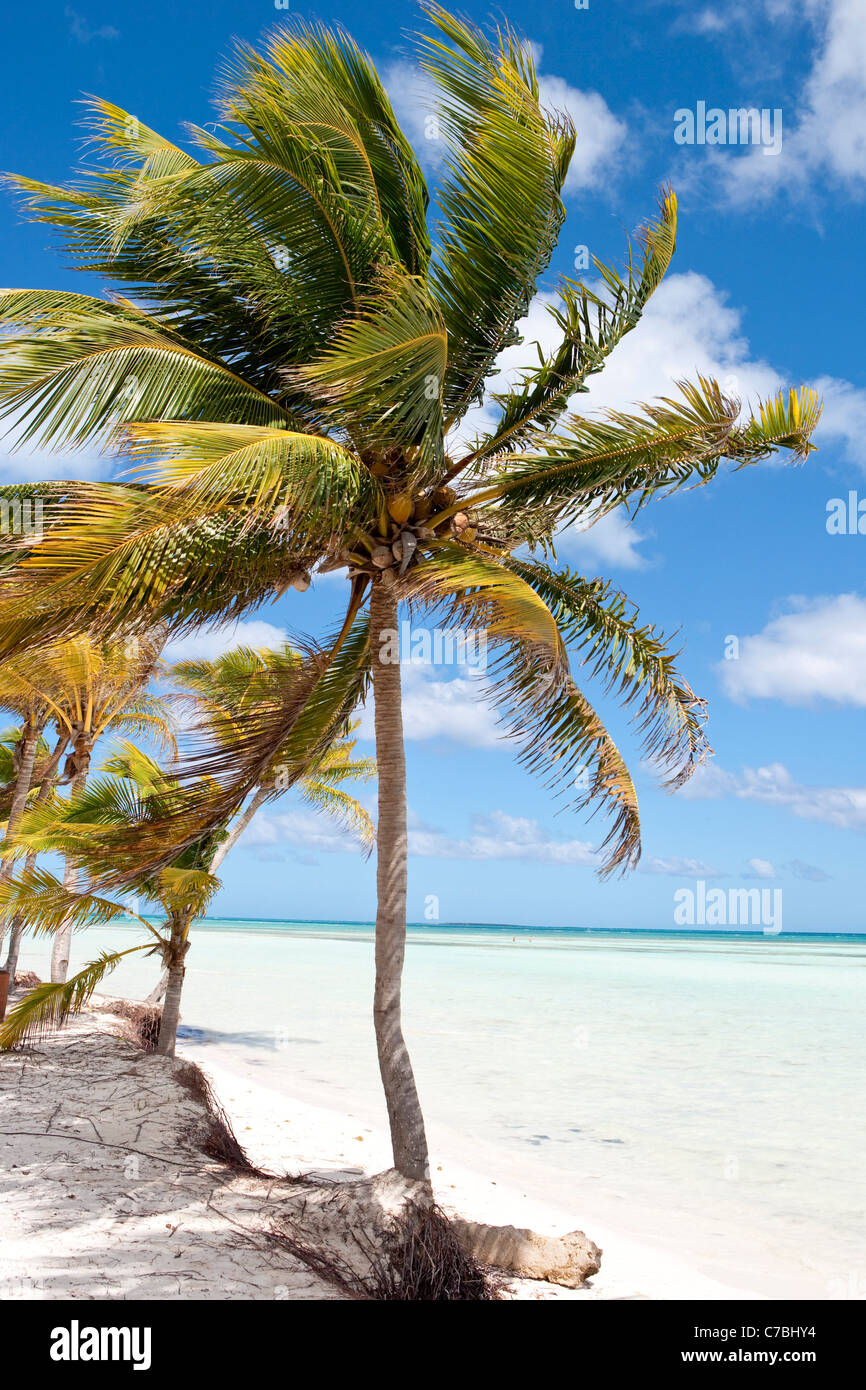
[449,1218,602,1287]
[274,1170,500,1301]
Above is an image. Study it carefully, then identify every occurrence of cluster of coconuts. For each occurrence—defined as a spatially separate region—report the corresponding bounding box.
[274,488,477,594]
[369,487,477,579]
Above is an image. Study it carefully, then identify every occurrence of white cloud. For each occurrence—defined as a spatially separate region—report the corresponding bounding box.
[718,0,866,202]
[408,810,599,865]
[561,508,652,571]
[243,808,362,858]
[163,619,289,664]
[459,271,866,473]
[537,72,628,192]
[244,805,603,867]
[745,857,777,879]
[380,61,443,171]
[357,662,502,748]
[640,854,722,876]
[581,271,782,414]
[718,594,866,706]
[680,759,866,832]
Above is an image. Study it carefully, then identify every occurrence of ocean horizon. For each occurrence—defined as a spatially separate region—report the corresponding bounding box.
[121,915,866,940]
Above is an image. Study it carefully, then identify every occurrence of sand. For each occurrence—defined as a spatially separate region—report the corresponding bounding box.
[0,1002,768,1301]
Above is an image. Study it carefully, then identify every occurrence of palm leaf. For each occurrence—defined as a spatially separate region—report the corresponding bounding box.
[0,947,147,1048]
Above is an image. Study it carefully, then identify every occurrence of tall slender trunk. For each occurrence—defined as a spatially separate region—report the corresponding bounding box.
[156,916,189,1057]
[3,733,67,980]
[0,725,41,958]
[50,765,88,984]
[369,579,430,1182]
[209,785,268,873]
[146,785,268,1005]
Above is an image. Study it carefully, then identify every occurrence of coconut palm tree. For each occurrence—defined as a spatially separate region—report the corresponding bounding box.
[6,633,174,981]
[170,642,375,864]
[0,8,820,1177]
[1,724,68,982]
[141,641,375,1001]
[0,744,219,1055]
[0,722,374,1052]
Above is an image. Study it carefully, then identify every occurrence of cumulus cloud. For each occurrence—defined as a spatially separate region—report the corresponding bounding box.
[0,407,114,483]
[712,0,866,203]
[718,594,866,706]
[561,509,652,572]
[537,71,628,192]
[456,270,866,492]
[163,619,289,664]
[680,760,866,832]
[356,662,502,748]
[243,808,363,859]
[243,806,601,867]
[407,810,599,865]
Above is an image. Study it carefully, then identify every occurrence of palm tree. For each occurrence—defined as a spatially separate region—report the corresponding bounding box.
[1,724,68,982]
[0,8,820,1178]
[0,744,219,1055]
[169,643,375,872]
[0,723,374,1053]
[5,633,174,982]
[142,641,375,1001]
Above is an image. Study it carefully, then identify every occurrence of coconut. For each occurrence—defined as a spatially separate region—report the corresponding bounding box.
[289,570,311,592]
[388,493,413,525]
[460,526,477,543]
[431,485,456,509]
[451,511,470,533]
[371,546,394,568]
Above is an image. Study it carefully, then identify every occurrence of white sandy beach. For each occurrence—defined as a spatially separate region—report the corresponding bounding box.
[190,1049,772,1301]
[12,920,862,1300]
[1,1007,767,1302]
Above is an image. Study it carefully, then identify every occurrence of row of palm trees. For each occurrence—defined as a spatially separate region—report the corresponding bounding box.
[0,6,820,1182]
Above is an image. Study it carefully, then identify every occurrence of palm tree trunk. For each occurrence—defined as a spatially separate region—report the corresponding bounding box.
[3,733,68,979]
[209,785,268,873]
[369,579,430,1182]
[0,725,41,958]
[156,917,189,1057]
[3,913,26,983]
[50,766,88,983]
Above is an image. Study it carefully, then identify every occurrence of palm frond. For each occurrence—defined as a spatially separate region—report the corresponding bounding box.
[456,191,679,471]
[508,558,709,788]
[420,3,574,420]
[0,947,147,1048]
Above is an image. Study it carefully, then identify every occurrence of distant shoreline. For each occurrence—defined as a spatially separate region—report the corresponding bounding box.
[116,914,866,940]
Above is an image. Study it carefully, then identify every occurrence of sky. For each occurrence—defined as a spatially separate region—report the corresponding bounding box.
[1,0,865,930]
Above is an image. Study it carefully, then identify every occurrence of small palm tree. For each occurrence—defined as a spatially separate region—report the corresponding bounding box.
[1,722,68,981]
[21,633,174,982]
[170,642,375,868]
[0,744,220,1054]
[140,642,375,1001]
[0,8,821,1177]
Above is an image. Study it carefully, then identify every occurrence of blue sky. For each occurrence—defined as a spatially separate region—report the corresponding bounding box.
[2,0,865,930]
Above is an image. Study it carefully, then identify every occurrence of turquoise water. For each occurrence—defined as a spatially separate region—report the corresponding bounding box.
[18,921,866,1296]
